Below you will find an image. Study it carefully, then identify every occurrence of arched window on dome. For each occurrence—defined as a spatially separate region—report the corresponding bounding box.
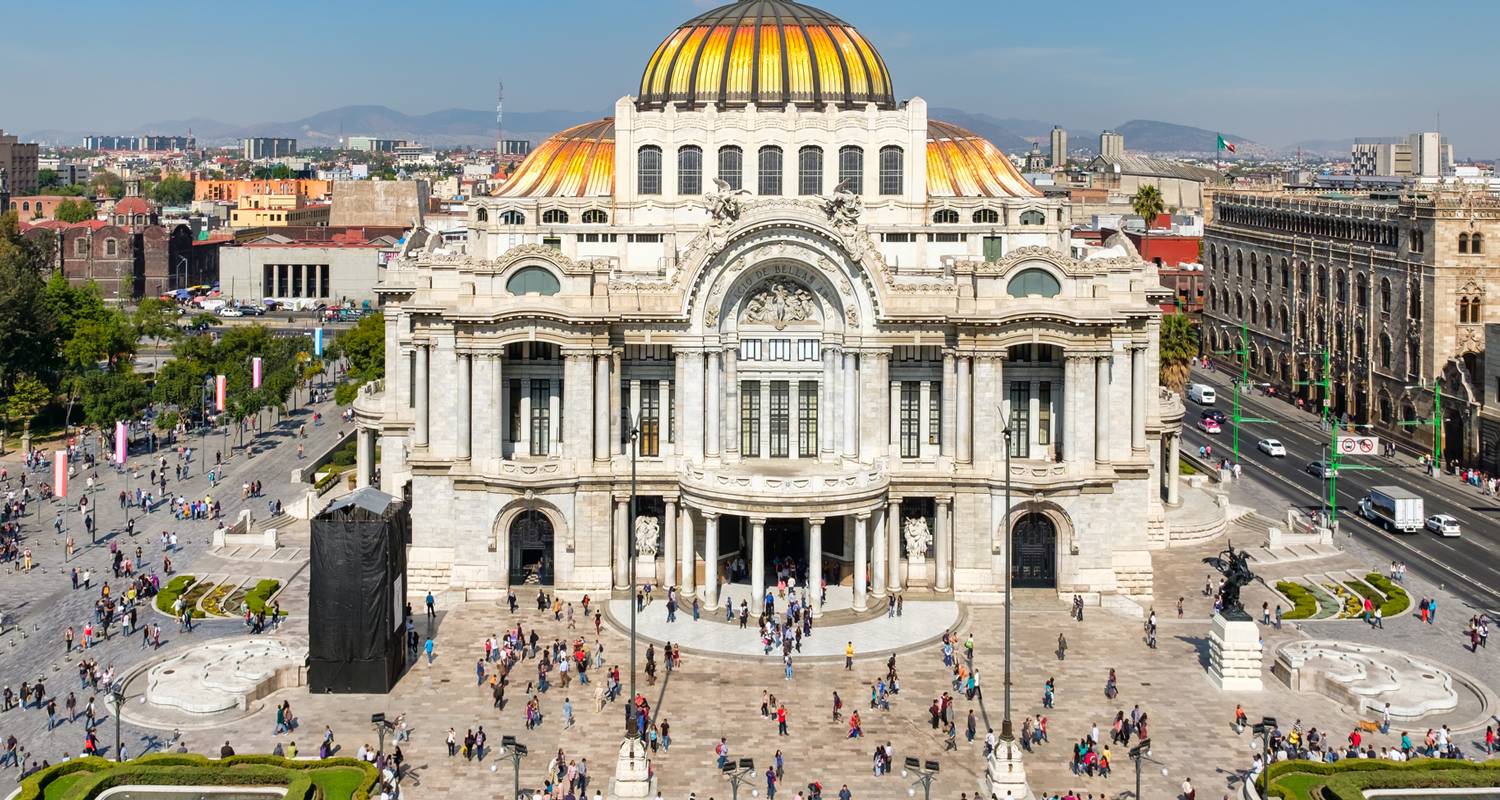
[541,209,569,225]
[1019,210,1046,226]
[973,209,1000,224]
[933,209,959,224]
[499,210,526,226]
[475,208,488,223]
[878,145,903,195]
[582,209,608,224]
[1007,268,1061,298]
[506,266,560,296]
[718,146,743,191]
[839,145,864,191]
[798,146,823,196]
[758,146,783,195]
[637,146,662,195]
[678,145,702,195]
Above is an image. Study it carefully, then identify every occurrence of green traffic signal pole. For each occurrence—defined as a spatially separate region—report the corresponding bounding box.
[1400,382,1443,470]
[1294,347,1379,524]
[1212,320,1274,462]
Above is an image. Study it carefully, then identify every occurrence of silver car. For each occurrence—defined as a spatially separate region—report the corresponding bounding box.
[1424,514,1460,537]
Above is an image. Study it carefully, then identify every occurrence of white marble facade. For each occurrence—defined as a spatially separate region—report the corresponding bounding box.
[350,0,1185,606]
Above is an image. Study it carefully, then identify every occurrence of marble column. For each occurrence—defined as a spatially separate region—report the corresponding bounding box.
[956,356,972,463]
[1095,355,1111,465]
[919,381,932,459]
[940,353,957,459]
[886,498,902,593]
[613,498,629,589]
[629,379,642,448]
[660,379,672,457]
[1131,346,1147,452]
[871,505,887,599]
[610,350,623,456]
[491,354,505,461]
[852,512,869,612]
[703,513,720,608]
[889,380,901,459]
[414,345,429,448]
[549,381,563,454]
[842,352,857,458]
[808,518,824,618]
[1167,433,1182,506]
[594,354,610,461]
[706,351,722,457]
[820,349,836,458]
[679,505,695,594]
[517,387,532,456]
[355,427,372,489]
[456,352,471,460]
[934,496,952,592]
[683,353,704,460]
[750,517,766,606]
[724,348,739,456]
[663,497,678,587]
[1063,356,1082,464]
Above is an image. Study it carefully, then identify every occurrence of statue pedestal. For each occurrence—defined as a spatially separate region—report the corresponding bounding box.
[608,737,656,799]
[1209,612,1264,691]
[984,737,1032,800]
[905,554,930,589]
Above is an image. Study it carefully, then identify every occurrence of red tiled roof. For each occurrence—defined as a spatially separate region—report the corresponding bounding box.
[113,197,155,215]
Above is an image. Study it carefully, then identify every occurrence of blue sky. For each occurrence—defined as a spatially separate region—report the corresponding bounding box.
[3,0,1497,154]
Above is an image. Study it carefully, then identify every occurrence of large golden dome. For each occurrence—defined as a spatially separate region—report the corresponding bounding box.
[637,0,895,111]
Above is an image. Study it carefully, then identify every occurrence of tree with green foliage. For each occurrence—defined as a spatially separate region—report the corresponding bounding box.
[37,168,60,189]
[151,175,194,205]
[3,373,51,446]
[1131,184,1166,229]
[0,212,60,413]
[42,273,138,429]
[39,183,86,197]
[134,297,180,370]
[330,312,384,406]
[78,367,149,429]
[90,170,124,199]
[1159,312,1199,393]
[54,198,97,223]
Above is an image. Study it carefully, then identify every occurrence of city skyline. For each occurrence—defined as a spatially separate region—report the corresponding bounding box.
[2,0,1497,156]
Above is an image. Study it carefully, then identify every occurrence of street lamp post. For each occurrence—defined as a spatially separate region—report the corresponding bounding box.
[721,758,755,800]
[626,421,640,740]
[370,713,388,754]
[984,407,1028,800]
[111,686,126,761]
[999,409,1013,741]
[1128,738,1168,800]
[1252,717,1277,798]
[501,735,528,800]
[904,757,940,800]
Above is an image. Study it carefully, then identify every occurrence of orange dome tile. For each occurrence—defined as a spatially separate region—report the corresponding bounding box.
[926,120,1041,199]
[495,118,615,198]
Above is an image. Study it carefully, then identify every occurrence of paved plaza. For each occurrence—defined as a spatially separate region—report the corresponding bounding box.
[3,411,1498,799]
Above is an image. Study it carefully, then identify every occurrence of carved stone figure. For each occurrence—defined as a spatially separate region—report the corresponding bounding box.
[703,177,750,225]
[633,515,660,558]
[1203,541,1255,617]
[743,281,816,330]
[822,179,863,227]
[902,516,933,559]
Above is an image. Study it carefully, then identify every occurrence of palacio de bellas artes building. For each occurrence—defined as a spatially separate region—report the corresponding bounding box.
[352,0,1189,611]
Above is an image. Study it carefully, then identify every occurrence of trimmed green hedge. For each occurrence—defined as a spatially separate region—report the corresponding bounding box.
[1267,758,1500,800]
[1276,581,1319,620]
[154,575,197,617]
[18,754,376,800]
[1365,573,1411,616]
[246,579,281,615]
[314,469,342,491]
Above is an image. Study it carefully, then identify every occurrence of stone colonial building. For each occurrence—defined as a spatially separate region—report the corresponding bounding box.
[1203,189,1500,465]
[352,0,1184,607]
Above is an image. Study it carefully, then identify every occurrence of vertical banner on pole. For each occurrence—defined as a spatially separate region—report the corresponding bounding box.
[252,357,263,389]
[313,327,325,358]
[114,421,127,464]
[215,374,227,411]
[54,451,67,497]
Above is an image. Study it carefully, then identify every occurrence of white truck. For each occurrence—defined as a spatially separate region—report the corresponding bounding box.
[1358,486,1424,533]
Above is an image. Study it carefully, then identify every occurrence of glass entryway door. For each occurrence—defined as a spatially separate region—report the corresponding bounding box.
[1011,513,1056,588]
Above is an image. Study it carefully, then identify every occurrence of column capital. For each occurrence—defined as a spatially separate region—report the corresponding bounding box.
[855,511,871,522]
[701,511,719,522]
[748,516,768,526]
[663,496,679,509]
[934,494,954,507]
[807,516,826,526]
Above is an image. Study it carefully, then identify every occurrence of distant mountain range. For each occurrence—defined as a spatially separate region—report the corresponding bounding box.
[29,103,1277,157]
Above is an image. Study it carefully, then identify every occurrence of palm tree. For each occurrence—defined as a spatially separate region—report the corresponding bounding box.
[1131,185,1166,230]
[1159,312,1198,393]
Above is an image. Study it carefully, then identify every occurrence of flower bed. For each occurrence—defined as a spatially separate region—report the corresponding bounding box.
[177,580,217,620]
[1276,581,1320,620]
[1265,756,1500,800]
[200,582,238,617]
[1364,572,1411,616]
[16,753,378,800]
[154,575,196,616]
[245,579,282,615]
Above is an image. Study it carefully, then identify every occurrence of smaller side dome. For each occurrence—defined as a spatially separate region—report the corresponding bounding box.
[495,118,616,198]
[926,120,1041,199]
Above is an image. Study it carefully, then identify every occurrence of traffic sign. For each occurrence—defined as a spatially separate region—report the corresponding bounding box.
[1337,435,1379,455]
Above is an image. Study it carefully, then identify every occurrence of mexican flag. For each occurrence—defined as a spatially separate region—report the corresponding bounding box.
[1217,134,1236,154]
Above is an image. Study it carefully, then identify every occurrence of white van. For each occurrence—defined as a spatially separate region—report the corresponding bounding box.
[1187,383,1217,404]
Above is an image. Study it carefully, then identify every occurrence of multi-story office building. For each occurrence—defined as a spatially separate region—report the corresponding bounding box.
[1050,126,1068,168]
[242,137,298,160]
[84,135,195,152]
[1203,190,1500,464]
[0,129,40,195]
[346,136,406,153]
[352,0,1185,604]
[1350,133,1452,178]
[1099,130,1124,159]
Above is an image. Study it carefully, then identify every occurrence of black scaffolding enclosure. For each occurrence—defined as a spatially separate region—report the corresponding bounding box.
[308,487,410,694]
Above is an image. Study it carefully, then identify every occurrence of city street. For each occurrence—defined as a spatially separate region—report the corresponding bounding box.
[1180,367,1500,616]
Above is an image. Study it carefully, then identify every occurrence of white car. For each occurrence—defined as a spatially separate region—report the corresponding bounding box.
[1424,514,1461,537]
[216,306,243,318]
[1257,438,1286,457]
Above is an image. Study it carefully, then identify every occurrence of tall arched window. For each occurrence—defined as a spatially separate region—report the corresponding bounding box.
[637,145,662,195]
[1459,233,1470,254]
[878,145,903,195]
[475,207,488,223]
[104,238,118,256]
[973,209,999,224]
[541,209,569,224]
[1355,273,1368,307]
[678,145,702,195]
[717,145,743,191]
[1380,277,1391,312]
[1249,253,1258,285]
[1336,269,1347,303]
[798,146,823,196]
[933,209,959,224]
[499,210,526,225]
[1473,233,1484,254]
[838,145,864,191]
[1409,279,1422,320]
[757,146,783,195]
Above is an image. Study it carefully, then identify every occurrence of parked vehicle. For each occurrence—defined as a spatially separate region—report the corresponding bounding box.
[1358,486,1424,533]
[1256,438,1286,457]
[1424,513,1460,537]
[1187,383,1217,404]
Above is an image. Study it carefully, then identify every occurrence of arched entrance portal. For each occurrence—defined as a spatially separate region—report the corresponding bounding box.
[1011,513,1057,588]
[508,510,555,586]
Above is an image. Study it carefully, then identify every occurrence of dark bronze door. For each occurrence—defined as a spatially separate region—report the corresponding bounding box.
[1011,513,1057,588]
